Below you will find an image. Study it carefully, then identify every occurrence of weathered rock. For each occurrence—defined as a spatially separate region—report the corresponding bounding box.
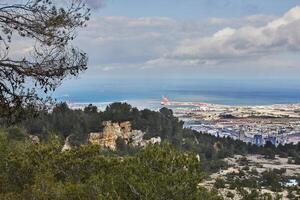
[120,121,132,134]
[130,130,145,146]
[87,121,163,150]
[196,154,201,161]
[148,137,161,144]
[139,136,162,147]
[88,121,147,150]
[27,134,40,144]
[62,135,72,152]
[88,132,102,145]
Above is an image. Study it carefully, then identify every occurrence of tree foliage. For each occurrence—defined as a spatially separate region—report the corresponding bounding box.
[0,0,90,121]
[0,133,222,200]
[2,102,300,198]
[5,102,299,173]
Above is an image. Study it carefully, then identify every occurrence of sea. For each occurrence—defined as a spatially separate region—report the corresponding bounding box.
[54,78,300,110]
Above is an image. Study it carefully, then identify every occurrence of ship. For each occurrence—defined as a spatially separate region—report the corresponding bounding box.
[160,96,209,107]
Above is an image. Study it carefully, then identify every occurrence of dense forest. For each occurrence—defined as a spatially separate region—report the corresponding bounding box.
[1,102,300,199]
[2,102,300,172]
[0,134,224,200]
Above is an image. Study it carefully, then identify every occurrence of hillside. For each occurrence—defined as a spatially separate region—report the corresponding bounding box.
[1,102,300,199]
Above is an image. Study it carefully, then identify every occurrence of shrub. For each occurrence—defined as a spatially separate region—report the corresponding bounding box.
[214,178,226,189]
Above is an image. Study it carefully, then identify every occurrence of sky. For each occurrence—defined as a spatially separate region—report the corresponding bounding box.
[2,0,300,104]
[58,0,299,82]
[10,0,300,84]
[93,0,299,19]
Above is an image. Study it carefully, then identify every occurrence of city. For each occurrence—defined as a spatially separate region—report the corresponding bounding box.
[163,98,300,146]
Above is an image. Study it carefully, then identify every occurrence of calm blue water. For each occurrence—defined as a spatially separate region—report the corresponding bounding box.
[54,78,300,109]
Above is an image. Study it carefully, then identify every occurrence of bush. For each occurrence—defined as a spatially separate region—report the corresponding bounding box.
[0,139,223,200]
[214,178,226,189]
[5,126,26,141]
[250,168,259,176]
[226,191,235,198]
[264,148,275,160]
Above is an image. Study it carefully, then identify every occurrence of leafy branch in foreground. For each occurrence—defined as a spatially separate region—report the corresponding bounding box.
[0,0,90,121]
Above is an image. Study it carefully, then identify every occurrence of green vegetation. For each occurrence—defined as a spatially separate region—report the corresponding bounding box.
[2,1,298,199]
[0,132,221,200]
[227,168,287,190]
[214,178,226,189]
[3,102,249,172]
[226,191,234,199]
[1,102,300,199]
[222,164,300,199]
[240,190,273,200]
[0,0,89,122]
[7,102,299,172]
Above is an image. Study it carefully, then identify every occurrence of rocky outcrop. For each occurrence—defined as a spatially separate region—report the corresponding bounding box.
[88,121,161,150]
[88,132,102,146]
[27,134,40,144]
[147,137,161,144]
[62,135,72,152]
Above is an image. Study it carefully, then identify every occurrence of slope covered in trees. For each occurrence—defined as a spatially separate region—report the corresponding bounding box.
[2,102,300,173]
[1,102,300,199]
[0,133,222,199]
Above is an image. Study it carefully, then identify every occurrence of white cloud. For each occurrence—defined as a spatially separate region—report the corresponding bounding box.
[208,15,276,27]
[169,6,300,65]
[12,6,300,73]
[75,16,180,66]
[77,13,280,70]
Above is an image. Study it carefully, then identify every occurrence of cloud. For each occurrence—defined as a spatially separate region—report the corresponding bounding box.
[207,15,276,27]
[13,6,300,74]
[75,16,180,66]
[168,6,300,65]
[77,14,276,70]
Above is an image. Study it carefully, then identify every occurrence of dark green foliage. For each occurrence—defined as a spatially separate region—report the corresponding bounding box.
[21,102,102,145]
[238,157,249,165]
[226,191,234,199]
[264,148,276,160]
[2,102,300,175]
[0,0,90,122]
[235,177,259,189]
[214,178,226,189]
[0,133,222,200]
[240,190,273,200]
[5,126,26,141]
[1,102,300,199]
[250,168,259,176]
[287,190,296,199]
[15,103,225,172]
[226,167,288,193]
[103,102,133,122]
[294,156,300,165]
[116,137,127,152]
[261,170,284,192]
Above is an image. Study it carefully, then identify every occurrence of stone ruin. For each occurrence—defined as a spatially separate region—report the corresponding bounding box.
[88,121,161,150]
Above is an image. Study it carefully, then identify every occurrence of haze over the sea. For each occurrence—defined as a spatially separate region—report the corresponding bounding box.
[54,77,300,109]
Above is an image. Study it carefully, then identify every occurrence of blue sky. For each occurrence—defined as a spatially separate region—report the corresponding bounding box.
[4,0,300,104]
[63,0,300,81]
[11,0,300,82]
[52,0,300,102]
[96,0,299,19]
